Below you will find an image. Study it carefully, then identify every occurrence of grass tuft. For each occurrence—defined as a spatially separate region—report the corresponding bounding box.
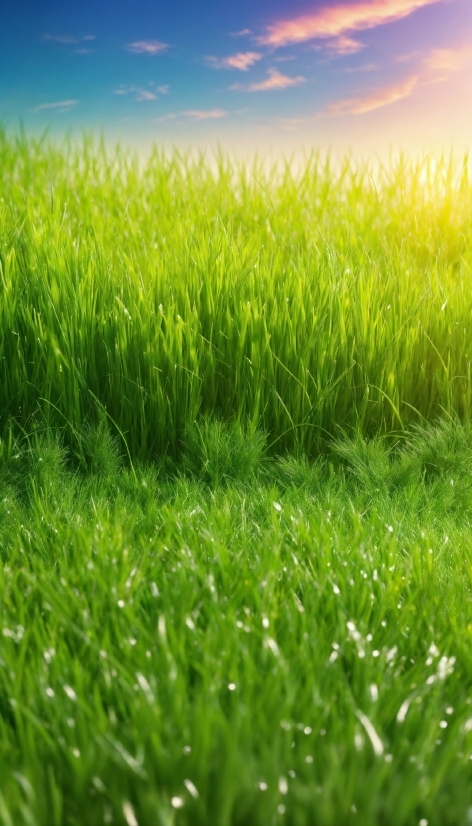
[182,417,267,486]
[79,418,123,479]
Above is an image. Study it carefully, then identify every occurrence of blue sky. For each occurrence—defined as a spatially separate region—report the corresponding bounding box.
[2,0,471,154]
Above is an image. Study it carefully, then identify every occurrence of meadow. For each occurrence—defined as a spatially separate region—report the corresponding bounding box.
[1,131,472,825]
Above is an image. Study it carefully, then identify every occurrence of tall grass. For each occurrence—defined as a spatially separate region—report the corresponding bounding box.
[1,131,471,459]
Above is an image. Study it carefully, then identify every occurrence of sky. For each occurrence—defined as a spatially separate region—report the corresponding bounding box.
[1,0,472,157]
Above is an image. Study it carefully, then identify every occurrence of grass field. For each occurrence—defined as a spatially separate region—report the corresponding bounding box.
[1,133,472,825]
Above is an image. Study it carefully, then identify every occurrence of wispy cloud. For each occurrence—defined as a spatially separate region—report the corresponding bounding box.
[182,109,227,120]
[257,0,447,49]
[342,62,378,73]
[322,74,419,116]
[206,52,263,71]
[33,99,79,113]
[274,115,312,132]
[231,67,306,92]
[126,40,169,55]
[43,34,76,44]
[396,50,420,62]
[155,109,227,122]
[119,87,157,101]
[43,34,95,45]
[320,35,365,55]
[321,43,472,117]
[422,46,472,81]
[232,29,252,37]
[155,113,178,122]
[114,83,169,101]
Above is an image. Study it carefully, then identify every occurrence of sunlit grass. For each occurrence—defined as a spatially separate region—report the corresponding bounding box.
[1,132,471,457]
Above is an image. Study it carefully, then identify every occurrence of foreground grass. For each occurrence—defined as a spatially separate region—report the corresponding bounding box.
[1,420,472,825]
[1,133,472,457]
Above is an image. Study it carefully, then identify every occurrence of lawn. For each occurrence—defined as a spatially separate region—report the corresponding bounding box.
[1,133,472,825]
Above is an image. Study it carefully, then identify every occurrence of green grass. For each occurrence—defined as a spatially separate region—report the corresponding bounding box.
[1,132,471,456]
[1,134,472,825]
[2,420,472,825]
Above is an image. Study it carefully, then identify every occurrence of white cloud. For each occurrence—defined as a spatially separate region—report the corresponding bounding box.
[114,83,169,102]
[155,109,228,122]
[182,109,227,120]
[43,34,95,45]
[33,100,79,113]
[126,41,169,55]
[136,90,158,101]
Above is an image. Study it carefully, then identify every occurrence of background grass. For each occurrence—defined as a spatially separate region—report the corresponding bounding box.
[1,131,471,457]
[1,134,472,825]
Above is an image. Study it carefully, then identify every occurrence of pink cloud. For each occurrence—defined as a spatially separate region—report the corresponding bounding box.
[126,40,169,54]
[422,46,472,81]
[322,35,365,55]
[317,41,471,119]
[206,52,263,71]
[321,73,419,116]
[257,0,447,48]
[231,68,306,92]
